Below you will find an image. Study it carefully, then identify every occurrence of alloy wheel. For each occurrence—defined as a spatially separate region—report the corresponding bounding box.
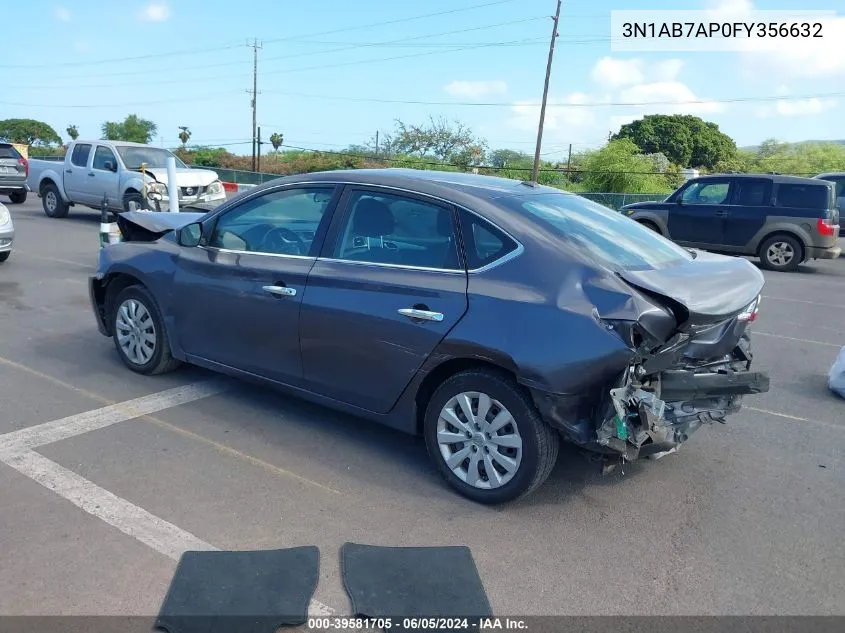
[437,391,523,489]
[766,241,795,267]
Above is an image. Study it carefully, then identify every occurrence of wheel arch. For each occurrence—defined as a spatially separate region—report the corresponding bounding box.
[755,229,807,258]
[95,271,147,335]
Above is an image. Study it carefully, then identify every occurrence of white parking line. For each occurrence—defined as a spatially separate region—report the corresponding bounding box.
[753,331,841,348]
[745,407,843,431]
[762,295,845,309]
[0,379,336,616]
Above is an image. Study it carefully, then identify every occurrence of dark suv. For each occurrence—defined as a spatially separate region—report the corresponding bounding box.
[622,174,840,271]
[0,143,29,204]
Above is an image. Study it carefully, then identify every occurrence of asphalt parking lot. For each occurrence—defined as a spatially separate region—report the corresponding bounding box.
[1,196,844,618]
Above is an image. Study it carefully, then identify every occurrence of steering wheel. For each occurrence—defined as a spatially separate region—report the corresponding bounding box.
[259,226,306,255]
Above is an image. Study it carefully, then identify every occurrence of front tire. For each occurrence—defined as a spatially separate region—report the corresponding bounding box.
[760,234,803,272]
[423,369,559,504]
[111,285,180,375]
[0,252,9,263]
[8,191,26,204]
[41,182,69,218]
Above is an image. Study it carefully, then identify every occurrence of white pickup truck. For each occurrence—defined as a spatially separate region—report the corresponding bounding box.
[27,140,226,217]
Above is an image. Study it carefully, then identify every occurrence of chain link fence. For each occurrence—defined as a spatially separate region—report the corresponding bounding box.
[578,192,669,210]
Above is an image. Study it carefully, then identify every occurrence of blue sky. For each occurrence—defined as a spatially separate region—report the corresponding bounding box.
[3,0,844,159]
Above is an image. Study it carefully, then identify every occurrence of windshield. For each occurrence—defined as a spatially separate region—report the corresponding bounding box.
[115,146,187,170]
[502,192,693,272]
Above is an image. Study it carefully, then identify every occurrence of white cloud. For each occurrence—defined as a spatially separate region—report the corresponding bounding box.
[591,57,644,87]
[53,6,70,21]
[443,80,507,100]
[139,2,170,22]
[653,59,685,81]
[757,97,838,118]
[618,82,725,115]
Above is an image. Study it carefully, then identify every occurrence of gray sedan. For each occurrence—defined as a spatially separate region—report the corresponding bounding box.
[0,202,13,263]
[89,169,770,503]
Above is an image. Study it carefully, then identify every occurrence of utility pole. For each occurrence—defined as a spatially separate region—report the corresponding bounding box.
[257,126,262,172]
[565,143,572,181]
[531,0,562,184]
[375,130,379,158]
[246,38,262,171]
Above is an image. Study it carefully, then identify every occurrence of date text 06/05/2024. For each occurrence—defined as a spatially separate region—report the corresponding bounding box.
[621,21,823,38]
[307,617,529,630]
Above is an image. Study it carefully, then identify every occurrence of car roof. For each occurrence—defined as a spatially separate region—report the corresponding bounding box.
[252,168,568,202]
[815,172,845,178]
[73,140,157,148]
[694,173,829,186]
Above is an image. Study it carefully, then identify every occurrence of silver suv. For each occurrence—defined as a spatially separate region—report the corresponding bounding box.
[0,143,29,204]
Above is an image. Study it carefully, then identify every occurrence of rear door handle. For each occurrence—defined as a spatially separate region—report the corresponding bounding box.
[65,169,72,174]
[263,285,297,297]
[398,308,444,322]
[88,172,95,177]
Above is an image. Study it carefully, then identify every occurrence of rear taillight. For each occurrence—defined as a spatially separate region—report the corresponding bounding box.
[817,216,835,236]
[17,157,28,177]
[737,296,761,323]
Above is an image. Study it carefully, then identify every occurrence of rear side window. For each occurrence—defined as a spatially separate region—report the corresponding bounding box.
[502,193,693,272]
[70,143,92,168]
[0,144,21,159]
[458,210,518,270]
[733,180,771,206]
[775,183,831,210]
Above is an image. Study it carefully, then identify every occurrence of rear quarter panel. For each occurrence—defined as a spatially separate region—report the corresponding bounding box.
[749,213,825,253]
[27,159,68,200]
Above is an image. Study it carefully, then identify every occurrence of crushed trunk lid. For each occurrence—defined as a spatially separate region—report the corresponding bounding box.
[618,250,764,327]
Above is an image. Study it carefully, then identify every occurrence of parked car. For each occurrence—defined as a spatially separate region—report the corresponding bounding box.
[27,140,226,217]
[814,172,845,211]
[0,142,29,204]
[622,174,841,271]
[0,201,14,263]
[89,170,769,504]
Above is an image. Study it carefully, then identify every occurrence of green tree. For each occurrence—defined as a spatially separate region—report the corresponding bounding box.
[579,139,674,193]
[0,118,62,146]
[269,132,283,152]
[489,149,531,168]
[612,114,737,170]
[66,124,79,141]
[178,126,191,147]
[392,116,487,167]
[101,114,157,144]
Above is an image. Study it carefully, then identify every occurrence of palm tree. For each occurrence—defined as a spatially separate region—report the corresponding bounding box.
[66,124,79,141]
[269,132,283,153]
[178,126,191,147]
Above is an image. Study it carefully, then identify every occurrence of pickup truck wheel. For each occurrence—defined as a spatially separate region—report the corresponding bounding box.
[0,252,9,263]
[760,234,803,272]
[123,192,145,212]
[41,183,69,218]
[8,191,26,204]
[424,368,559,504]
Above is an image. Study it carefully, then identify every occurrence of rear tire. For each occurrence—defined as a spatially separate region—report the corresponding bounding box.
[8,191,26,204]
[759,234,803,272]
[41,182,69,218]
[110,285,181,375]
[0,252,9,263]
[423,368,559,504]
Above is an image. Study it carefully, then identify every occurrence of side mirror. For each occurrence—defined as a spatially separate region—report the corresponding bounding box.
[179,223,202,247]
[104,160,117,172]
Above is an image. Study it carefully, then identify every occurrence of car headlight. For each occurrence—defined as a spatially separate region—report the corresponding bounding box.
[0,207,11,227]
[148,182,168,195]
[205,180,224,196]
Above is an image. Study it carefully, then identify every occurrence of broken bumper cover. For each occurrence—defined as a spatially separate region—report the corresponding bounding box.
[596,368,770,461]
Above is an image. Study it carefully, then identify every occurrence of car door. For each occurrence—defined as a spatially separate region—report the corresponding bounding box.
[172,185,340,384]
[88,145,121,208]
[667,178,732,245]
[722,178,772,247]
[300,187,469,413]
[64,143,93,202]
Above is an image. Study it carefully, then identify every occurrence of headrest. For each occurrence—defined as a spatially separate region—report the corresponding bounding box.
[352,198,394,237]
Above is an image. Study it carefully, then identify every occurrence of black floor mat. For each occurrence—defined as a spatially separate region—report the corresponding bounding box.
[341,542,492,625]
[155,547,319,633]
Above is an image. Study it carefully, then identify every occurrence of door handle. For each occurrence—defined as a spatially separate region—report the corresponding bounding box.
[88,173,95,177]
[65,169,72,174]
[262,285,297,297]
[398,308,444,322]
[715,211,730,217]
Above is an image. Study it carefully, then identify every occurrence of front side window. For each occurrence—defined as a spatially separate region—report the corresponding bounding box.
[92,146,117,171]
[501,193,693,272]
[70,143,92,168]
[680,181,730,205]
[209,187,335,256]
[333,191,461,270]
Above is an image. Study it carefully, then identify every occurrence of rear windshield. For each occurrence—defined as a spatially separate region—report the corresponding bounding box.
[775,183,832,210]
[501,193,693,272]
[0,144,22,159]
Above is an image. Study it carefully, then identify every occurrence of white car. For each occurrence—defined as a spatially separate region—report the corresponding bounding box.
[0,201,14,263]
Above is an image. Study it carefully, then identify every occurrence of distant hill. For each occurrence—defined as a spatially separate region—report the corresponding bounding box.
[741,140,845,152]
